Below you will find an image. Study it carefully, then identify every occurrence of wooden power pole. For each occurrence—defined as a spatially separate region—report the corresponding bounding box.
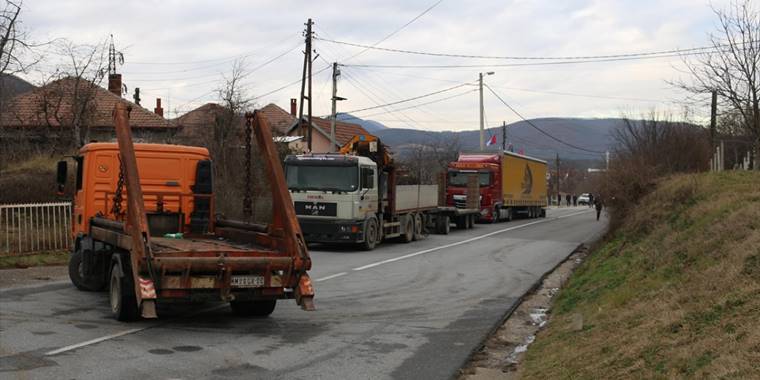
[298,19,314,152]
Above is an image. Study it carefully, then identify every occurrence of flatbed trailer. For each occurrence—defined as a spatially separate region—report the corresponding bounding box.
[58,104,314,320]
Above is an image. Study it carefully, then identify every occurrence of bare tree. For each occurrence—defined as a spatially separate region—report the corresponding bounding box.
[678,0,760,169]
[38,39,107,147]
[399,132,461,184]
[0,0,41,76]
[213,58,251,169]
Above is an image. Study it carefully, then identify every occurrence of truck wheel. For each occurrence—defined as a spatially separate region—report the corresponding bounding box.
[109,261,139,321]
[362,217,379,251]
[492,207,500,223]
[401,217,414,243]
[440,216,450,235]
[230,300,276,317]
[412,214,424,241]
[69,248,92,291]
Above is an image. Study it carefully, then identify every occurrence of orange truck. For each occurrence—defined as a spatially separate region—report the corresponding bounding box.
[56,103,314,321]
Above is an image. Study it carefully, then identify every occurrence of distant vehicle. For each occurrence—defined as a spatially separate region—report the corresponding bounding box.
[446,152,548,222]
[285,135,481,250]
[578,193,591,205]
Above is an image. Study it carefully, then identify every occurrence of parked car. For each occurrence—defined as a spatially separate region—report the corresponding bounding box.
[577,193,591,205]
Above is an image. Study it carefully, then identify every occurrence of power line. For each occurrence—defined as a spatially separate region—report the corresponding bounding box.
[485,84,606,154]
[342,0,444,61]
[340,82,474,114]
[337,88,477,120]
[341,51,709,69]
[317,37,728,61]
[126,33,300,65]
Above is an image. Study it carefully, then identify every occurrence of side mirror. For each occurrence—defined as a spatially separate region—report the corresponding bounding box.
[56,160,67,195]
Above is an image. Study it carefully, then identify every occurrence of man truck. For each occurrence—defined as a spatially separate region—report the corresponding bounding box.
[284,135,480,250]
[446,151,548,222]
[57,104,314,321]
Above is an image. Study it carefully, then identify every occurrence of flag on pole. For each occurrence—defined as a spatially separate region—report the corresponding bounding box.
[486,134,497,146]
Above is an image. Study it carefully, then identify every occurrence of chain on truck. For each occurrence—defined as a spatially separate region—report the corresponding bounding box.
[284,135,482,250]
[56,104,315,321]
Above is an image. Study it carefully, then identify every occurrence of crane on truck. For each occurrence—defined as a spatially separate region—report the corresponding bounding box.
[57,104,314,321]
[285,134,481,250]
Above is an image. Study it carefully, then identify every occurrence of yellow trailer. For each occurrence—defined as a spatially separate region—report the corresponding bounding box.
[501,152,548,209]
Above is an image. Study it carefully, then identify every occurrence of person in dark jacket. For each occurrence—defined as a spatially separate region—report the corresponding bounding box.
[589,193,595,208]
[572,194,578,206]
[565,194,571,206]
[594,196,604,221]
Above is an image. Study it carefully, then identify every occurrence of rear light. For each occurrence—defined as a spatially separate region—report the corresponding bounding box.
[351,225,359,233]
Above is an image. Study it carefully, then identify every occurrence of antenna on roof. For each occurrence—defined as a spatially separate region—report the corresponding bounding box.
[108,34,124,75]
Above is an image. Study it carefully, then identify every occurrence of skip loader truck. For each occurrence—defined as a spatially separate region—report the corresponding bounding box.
[446,151,548,222]
[56,103,314,321]
[284,135,481,250]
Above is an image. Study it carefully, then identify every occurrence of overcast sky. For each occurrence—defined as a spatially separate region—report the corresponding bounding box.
[19,0,729,131]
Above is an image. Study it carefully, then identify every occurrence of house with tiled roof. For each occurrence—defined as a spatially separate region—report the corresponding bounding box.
[0,76,174,144]
[262,99,370,153]
[172,100,370,153]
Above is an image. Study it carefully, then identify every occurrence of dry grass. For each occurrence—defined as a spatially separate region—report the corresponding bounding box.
[520,171,760,379]
[0,250,68,269]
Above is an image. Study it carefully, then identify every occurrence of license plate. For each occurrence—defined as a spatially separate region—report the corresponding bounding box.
[230,275,265,288]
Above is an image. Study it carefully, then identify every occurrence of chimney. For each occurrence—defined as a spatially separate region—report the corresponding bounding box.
[290,98,297,116]
[108,73,122,97]
[154,98,164,117]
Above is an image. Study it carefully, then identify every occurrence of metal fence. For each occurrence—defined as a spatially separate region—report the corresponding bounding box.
[0,202,72,255]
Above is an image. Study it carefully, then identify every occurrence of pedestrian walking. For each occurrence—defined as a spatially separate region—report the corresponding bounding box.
[557,193,562,207]
[595,196,603,221]
[565,194,571,207]
[589,193,595,208]
[572,194,578,206]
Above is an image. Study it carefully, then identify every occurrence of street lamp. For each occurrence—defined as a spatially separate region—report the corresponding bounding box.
[479,71,495,151]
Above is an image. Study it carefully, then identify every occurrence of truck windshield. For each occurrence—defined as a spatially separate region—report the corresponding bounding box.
[286,164,359,192]
[448,171,491,187]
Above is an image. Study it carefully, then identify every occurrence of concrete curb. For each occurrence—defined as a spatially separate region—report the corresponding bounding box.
[453,242,587,379]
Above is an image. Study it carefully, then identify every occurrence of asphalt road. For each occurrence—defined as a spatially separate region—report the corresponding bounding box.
[0,206,606,379]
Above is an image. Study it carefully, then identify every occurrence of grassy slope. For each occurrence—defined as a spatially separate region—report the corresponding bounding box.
[521,171,760,379]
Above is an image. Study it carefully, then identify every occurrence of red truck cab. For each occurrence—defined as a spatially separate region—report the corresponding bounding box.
[446,154,501,222]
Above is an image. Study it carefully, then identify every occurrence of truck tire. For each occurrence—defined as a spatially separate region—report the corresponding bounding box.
[492,207,500,223]
[230,300,276,317]
[109,261,139,321]
[361,217,379,251]
[412,213,424,241]
[439,216,450,234]
[401,217,414,243]
[69,248,106,291]
[69,248,93,291]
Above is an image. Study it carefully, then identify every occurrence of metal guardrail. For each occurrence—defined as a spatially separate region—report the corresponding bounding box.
[0,202,72,255]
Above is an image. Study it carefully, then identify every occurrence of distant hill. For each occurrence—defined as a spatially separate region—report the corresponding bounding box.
[336,113,388,133]
[0,74,35,99]
[371,118,624,161]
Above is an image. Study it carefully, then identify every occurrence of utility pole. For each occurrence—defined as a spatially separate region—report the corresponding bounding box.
[710,89,717,148]
[298,19,314,152]
[606,151,610,170]
[330,62,346,152]
[501,121,506,152]
[478,72,494,151]
[555,153,560,206]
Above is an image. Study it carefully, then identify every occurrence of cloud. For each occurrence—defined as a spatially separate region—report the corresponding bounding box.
[18,0,729,129]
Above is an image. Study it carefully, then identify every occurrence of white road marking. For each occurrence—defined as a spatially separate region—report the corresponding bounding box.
[44,304,228,356]
[44,328,146,356]
[352,209,591,272]
[313,272,348,282]
[42,209,591,357]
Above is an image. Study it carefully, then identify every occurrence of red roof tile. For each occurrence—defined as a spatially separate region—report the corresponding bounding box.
[0,77,171,129]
